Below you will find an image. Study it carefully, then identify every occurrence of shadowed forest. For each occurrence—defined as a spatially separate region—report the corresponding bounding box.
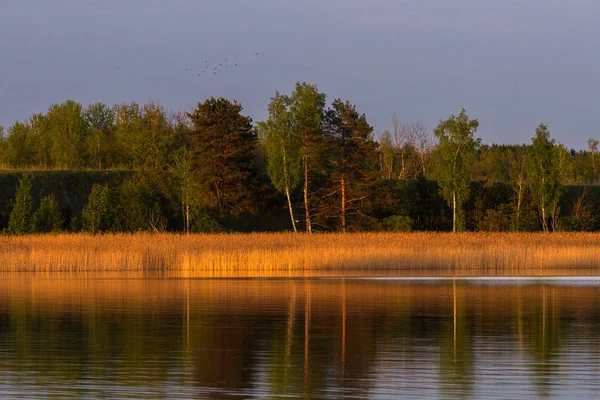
[1,82,600,234]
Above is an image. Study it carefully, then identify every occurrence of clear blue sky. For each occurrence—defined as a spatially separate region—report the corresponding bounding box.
[1,0,598,149]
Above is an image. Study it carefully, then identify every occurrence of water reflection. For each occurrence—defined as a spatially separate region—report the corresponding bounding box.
[0,275,600,398]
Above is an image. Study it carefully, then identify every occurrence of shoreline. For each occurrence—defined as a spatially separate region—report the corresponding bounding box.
[1,232,600,276]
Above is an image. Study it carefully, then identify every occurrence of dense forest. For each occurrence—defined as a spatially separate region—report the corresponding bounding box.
[1,81,600,234]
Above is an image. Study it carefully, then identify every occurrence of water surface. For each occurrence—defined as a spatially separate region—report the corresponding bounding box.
[1,275,599,398]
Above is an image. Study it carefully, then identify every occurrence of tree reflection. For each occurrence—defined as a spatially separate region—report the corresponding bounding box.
[0,277,599,398]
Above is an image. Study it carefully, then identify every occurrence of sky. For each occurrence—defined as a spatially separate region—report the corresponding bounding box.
[0,0,599,149]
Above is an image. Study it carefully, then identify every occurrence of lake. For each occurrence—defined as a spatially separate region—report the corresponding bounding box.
[1,274,600,399]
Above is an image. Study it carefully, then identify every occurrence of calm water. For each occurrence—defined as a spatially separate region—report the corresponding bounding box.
[1,275,600,399]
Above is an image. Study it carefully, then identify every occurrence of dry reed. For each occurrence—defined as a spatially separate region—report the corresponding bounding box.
[0,232,599,275]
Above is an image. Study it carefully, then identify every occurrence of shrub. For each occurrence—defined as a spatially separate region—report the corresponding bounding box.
[33,195,64,233]
[82,184,121,233]
[381,215,413,232]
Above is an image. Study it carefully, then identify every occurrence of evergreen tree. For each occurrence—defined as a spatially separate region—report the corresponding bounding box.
[188,97,257,216]
[33,195,64,233]
[433,109,480,232]
[7,174,34,235]
[325,99,379,232]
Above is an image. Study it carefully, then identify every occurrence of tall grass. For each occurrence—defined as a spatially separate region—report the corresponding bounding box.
[0,232,599,275]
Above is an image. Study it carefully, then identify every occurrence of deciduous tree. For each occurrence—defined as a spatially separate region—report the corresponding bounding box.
[290,82,327,233]
[258,92,302,232]
[526,124,562,232]
[433,109,479,232]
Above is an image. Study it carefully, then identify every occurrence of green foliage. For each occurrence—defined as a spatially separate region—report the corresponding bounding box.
[3,92,600,234]
[118,178,157,232]
[4,122,33,168]
[290,82,328,232]
[526,124,563,231]
[433,109,480,232]
[83,103,115,169]
[33,195,64,233]
[81,184,120,233]
[7,174,34,234]
[324,99,379,231]
[381,215,413,232]
[259,92,302,195]
[46,100,89,169]
[478,204,513,232]
[378,130,395,180]
[188,97,257,216]
[190,208,223,233]
[173,148,199,233]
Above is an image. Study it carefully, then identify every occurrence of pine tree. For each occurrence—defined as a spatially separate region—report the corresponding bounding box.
[7,174,34,234]
[33,195,64,233]
[188,97,257,216]
[325,99,379,232]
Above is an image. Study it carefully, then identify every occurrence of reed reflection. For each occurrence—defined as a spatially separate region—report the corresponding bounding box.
[1,276,600,398]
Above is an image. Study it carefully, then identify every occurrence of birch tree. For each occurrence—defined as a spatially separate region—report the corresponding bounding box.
[526,124,562,232]
[433,109,479,232]
[258,92,302,232]
[290,82,327,233]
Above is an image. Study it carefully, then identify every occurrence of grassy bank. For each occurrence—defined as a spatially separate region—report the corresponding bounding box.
[1,232,599,274]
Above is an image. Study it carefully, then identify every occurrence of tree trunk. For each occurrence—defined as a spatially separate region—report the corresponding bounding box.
[286,185,298,233]
[541,200,549,232]
[341,177,347,233]
[303,155,312,233]
[452,190,457,233]
[185,203,190,234]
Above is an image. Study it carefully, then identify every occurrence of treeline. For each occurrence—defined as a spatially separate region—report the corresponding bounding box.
[1,81,600,234]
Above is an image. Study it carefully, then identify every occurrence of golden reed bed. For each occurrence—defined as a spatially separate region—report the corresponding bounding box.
[0,232,599,275]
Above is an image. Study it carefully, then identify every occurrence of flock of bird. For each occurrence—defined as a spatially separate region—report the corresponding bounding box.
[186,53,260,77]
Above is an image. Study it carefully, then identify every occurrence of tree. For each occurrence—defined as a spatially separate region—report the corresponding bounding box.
[82,184,120,233]
[113,102,142,168]
[188,97,257,216]
[4,122,33,168]
[526,124,562,232]
[507,145,527,230]
[433,109,480,232]
[7,174,34,235]
[46,100,89,169]
[587,138,599,183]
[173,147,198,234]
[289,82,327,233]
[29,114,51,168]
[378,130,395,180]
[84,103,115,169]
[33,195,64,233]
[325,99,379,232]
[118,178,156,232]
[0,125,5,166]
[258,92,302,232]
